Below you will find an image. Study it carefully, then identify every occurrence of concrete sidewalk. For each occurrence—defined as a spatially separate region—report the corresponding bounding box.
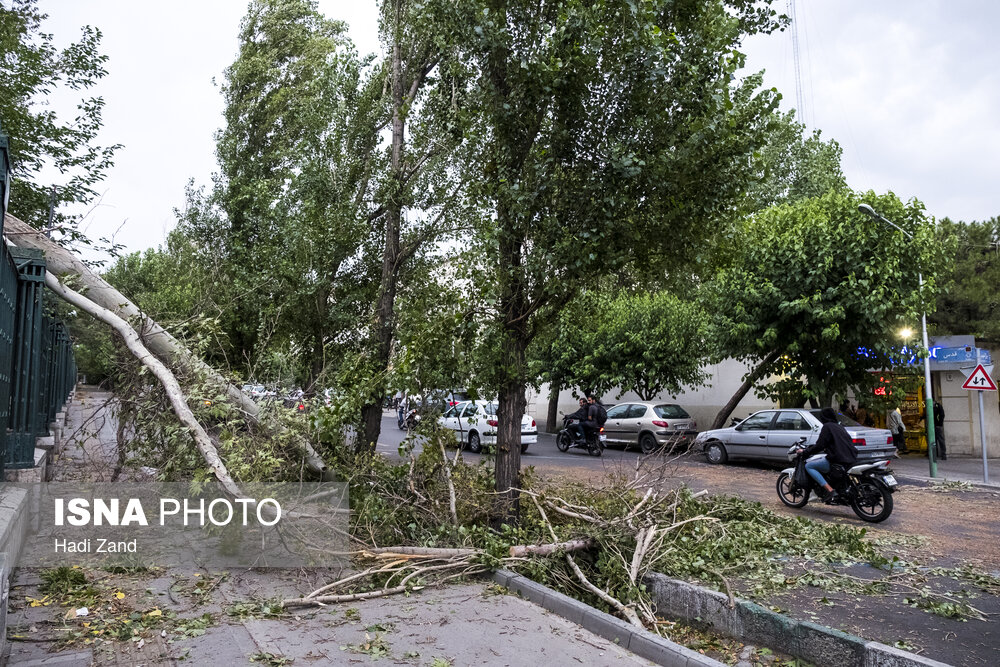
[891,454,1000,488]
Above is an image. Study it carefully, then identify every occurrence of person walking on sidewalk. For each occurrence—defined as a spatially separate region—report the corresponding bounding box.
[934,401,947,460]
[888,407,908,454]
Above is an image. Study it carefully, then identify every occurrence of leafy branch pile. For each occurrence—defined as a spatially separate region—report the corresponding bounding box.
[286,431,889,633]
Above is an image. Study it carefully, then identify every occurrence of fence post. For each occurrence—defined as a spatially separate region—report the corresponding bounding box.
[6,248,47,469]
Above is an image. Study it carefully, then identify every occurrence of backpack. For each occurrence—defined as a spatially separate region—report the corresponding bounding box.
[595,403,608,426]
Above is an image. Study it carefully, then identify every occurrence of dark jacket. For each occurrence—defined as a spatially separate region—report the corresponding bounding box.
[804,422,858,466]
[933,402,944,427]
[567,406,588,421]
[582,403,601,429]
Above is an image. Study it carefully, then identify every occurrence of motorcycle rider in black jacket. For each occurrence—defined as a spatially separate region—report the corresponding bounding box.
[566,398,588,442]
[800,407,858,504]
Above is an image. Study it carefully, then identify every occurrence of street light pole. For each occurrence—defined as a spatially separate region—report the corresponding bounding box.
[859,204,937,478]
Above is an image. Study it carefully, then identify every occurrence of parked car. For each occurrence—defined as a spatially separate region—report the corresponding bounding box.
[693,408,897,465]
[602,402,698,453]
[438,400,537,454]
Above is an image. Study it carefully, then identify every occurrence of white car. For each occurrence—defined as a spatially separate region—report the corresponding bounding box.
[439,400,537,454]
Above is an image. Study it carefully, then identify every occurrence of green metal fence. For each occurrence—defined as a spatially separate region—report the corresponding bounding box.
[0,124,77,473]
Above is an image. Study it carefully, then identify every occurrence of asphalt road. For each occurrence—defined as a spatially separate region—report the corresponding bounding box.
[375,412,655,469]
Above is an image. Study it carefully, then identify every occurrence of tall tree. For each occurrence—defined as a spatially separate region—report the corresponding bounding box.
[357,0,457,452]
[213,0,383,382]
[447,0,786,522]
[0,0,119,235]
[931,217,1000,345]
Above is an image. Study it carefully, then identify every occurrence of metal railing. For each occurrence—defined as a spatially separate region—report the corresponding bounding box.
[0,123,77,473]
[0,220,77,473]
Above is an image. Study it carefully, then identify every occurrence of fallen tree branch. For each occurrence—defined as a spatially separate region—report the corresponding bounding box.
[44,270,243,498]
[5,214,328,476]
[509,538,595,558]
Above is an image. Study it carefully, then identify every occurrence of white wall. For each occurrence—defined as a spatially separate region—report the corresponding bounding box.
[932,350,999,457]
[528,357,778,432]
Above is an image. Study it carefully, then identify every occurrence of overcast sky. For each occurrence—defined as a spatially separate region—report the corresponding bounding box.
[32,0,1000,261]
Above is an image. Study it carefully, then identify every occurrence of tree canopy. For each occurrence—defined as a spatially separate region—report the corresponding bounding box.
[707,189,951,411]
[0,0,119,235]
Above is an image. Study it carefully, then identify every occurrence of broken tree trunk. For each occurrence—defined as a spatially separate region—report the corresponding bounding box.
[4,213,328,476]
[44,270,244,498]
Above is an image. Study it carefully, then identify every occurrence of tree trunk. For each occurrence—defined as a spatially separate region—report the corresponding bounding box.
[546,385,560,433]
[359,2,405,453]
[495,368,527,527]
[4,213,329,476]
[710,349,782,430]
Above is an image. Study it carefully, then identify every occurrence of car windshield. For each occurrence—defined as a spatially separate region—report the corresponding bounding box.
[654,405,689,419]
[808,410,862,427]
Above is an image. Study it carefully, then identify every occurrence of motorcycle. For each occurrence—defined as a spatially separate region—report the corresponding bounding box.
[555,416,605,457]
[397,407,421,431]
[776,437,897,523]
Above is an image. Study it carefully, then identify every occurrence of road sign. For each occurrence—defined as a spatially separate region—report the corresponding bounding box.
[961,364,998,391]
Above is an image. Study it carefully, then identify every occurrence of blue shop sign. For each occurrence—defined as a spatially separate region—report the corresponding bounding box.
[930,346,992,365]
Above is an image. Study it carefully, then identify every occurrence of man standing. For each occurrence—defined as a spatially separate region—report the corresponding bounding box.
[887,407,907,454]
[934,401,947,460]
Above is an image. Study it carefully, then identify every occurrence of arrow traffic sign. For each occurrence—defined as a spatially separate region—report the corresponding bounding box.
[962,364,998,391]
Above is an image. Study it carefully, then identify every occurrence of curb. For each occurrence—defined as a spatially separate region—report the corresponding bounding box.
[645,574,952,667]
[893,472,999,492]
[492,569,722,667]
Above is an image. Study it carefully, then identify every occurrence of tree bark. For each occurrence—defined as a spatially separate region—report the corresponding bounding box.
[710,349,782,430]
[546,385,560,433]
[4,213,329,476]
[358,0,410,453]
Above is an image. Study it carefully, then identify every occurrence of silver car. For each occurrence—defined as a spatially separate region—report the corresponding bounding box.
[694,409,897,465]
[603,402,698,453]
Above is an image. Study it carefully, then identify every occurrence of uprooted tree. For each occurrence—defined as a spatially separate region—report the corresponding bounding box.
[4,213,331,484]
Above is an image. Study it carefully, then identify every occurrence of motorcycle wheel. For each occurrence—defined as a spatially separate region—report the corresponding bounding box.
[776,473,809,508]
[556,433,571,452]
[587,440,602,457]
[851,479,893,523]
[467,431,483,454]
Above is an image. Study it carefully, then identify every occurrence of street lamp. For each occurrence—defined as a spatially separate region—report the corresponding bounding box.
[859,203,937,477]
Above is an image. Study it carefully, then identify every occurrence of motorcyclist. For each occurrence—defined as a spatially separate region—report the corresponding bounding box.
[798,407,858,504]
[566,398,589,442]
[580,395,602,442]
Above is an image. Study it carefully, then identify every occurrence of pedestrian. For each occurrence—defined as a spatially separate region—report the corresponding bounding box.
[934,400,947,460]
[855,403,869,427]
[887,407,908,454]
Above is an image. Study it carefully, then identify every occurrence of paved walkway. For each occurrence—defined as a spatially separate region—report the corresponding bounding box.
[891,454,999,488]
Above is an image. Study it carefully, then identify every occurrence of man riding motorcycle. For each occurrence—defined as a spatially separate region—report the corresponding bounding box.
[797,407,858,504]
[566,398,589,442]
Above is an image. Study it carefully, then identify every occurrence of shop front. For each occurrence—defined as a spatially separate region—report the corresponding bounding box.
[863,336,996,457]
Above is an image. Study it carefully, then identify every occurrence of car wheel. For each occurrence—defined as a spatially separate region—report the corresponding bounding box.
[639,433,658,455]
[467,431,482,454]
[705,441,728,465]
[776,473,809,508]
[521,441,529,454]
[557,432,571,452]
